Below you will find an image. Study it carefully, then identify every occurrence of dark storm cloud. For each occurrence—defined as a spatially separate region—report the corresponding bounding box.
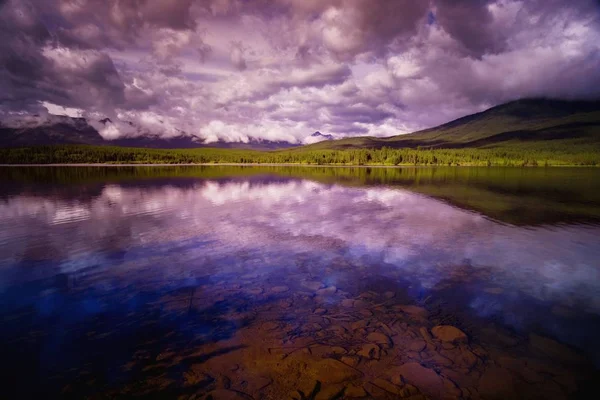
[327,105,395,125]
[434,0,504,57]
[0,0,129,114]
[55,0,197,39]
[1,0,599,142]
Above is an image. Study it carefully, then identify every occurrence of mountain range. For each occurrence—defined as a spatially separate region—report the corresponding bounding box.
[0,115,301,150]
[310,131,334,140]
[1,98,599,151]
[303,98,600,150]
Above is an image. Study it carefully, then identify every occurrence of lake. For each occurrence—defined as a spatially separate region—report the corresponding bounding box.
[1,166,599,399]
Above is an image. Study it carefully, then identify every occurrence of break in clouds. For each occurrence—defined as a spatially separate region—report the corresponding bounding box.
[1,0,600,144]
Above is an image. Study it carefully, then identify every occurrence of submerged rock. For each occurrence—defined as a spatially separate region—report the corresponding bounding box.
[316,286,337,296]
[406,339,427,352]
[390,362,446,399]
[351,320,369,330]
[203,389,251,399]
[371,378,407,396]
[314,383,346,400]
[431,325,468,344]
[478,367,515,399]
[345,383,367,398]
[215,375,232,389]
[357,343,381,360]
[261,321,280,331]
[419,327,433,342]
[396,305,429,319]
[244,376,272,393]
[446,348,479,369]
[366,332,392,348]
[183,368,213,387]
[302,281,324,291]
[311,359,362,384]
[340,355,360,367]
[341,299,355,307]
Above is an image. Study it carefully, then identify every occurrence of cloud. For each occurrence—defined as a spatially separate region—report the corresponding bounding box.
[229,41,247,70]
[434,0,505,57]
[3,179,600,315]
[1,0,600,143]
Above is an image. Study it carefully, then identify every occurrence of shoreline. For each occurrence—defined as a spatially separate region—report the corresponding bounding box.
[0,163,595,168]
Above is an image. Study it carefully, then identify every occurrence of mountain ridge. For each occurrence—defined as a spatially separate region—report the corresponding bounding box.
[0,115,300,150]
[300,98,600,151]
[1,98,599,151]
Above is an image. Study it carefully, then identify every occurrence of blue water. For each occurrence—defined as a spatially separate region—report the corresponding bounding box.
[1,166,599,397]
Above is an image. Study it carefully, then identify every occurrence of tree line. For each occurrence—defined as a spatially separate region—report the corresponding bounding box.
[0,144,598,166]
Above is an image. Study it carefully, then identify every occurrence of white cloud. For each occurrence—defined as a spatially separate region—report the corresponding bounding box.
[1,0,600,143]
[41,101,84,118]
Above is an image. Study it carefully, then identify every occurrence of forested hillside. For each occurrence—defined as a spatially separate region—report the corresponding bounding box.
[302,99,600,151]
[1,142,598,166]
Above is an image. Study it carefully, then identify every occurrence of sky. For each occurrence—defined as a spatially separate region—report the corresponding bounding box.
[1,0,600,144]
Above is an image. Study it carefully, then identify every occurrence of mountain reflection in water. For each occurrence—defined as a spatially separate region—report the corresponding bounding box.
[0,166,599,399]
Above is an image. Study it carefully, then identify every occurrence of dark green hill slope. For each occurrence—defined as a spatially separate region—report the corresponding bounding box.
[302,99,600,150]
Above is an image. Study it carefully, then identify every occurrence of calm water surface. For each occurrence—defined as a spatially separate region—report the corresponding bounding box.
[1,166,599,399]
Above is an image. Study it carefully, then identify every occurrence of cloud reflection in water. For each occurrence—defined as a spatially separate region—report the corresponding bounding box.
[1,177,600,354]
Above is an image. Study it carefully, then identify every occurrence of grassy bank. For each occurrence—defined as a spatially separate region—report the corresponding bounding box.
[1,143,599,166]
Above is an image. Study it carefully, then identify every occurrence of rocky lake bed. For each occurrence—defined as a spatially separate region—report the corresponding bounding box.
[79,270,595,400]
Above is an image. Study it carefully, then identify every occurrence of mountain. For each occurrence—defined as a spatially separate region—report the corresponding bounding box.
[301,98,600,150]
[3,99,599,151]
[0,115,299,150]
[310,131,334,140]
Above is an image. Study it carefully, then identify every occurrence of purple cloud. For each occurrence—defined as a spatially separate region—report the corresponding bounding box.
[0,0,599,143]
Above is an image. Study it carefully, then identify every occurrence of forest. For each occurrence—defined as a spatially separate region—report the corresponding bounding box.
[0,143,598,166]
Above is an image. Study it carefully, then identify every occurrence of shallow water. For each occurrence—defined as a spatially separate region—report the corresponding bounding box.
[1,166,599,399]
